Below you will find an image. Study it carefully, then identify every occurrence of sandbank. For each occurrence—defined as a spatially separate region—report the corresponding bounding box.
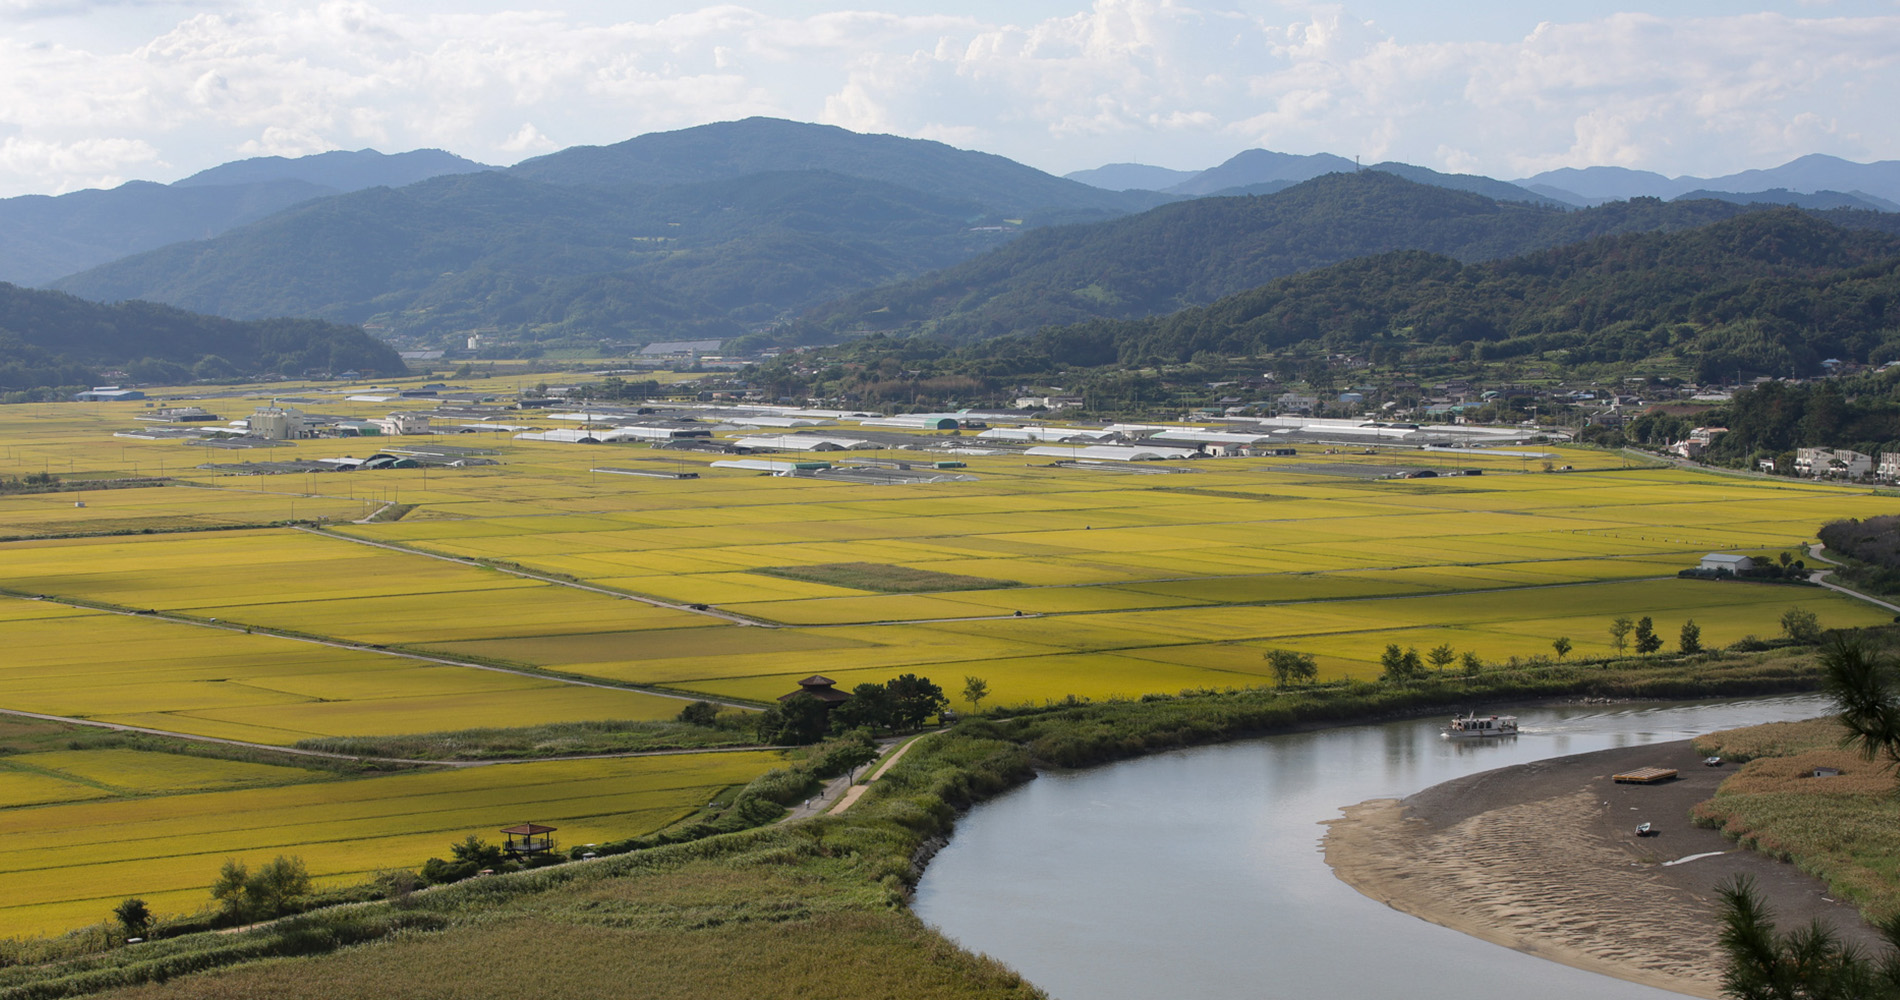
[1323,738,1883,998]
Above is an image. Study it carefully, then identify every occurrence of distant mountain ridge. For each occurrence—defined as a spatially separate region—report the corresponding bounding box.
[1066,149,1900,211]
[173,148,491,190]
[799,170,1866,344]
[511,117,1160,216]
[1515,154,1900,207]
[47,120,1182,343]
[0,148,495,287]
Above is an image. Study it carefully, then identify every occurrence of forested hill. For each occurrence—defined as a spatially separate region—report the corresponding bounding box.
[0,283,404,393]
[48,169,1047,341]
[508,117,1162,216]
[49,120,1178,344]
[798,171,1900,344]
[962,210,1900,380]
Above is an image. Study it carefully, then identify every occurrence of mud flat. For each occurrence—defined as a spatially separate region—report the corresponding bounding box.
[1324,738,1883,998]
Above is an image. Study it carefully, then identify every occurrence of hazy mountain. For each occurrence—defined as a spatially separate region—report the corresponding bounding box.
[0,281,403,392]
[1513,165,1690,203]
[1359,162,1561,206]
[1701,154,1900,205]
[510,117,1161,216]
[1064,163,1201,191]
[0,179,334,287]
[1517,155,1900,207]
[173,148,492,191]
[797,171,1894,344]
[50,169,1036,341]
[1072,149,1554,205]
[50,119,1186,343]
[1674,189,1899,213]
[1162,149,1357,195]
[0,148,497,287]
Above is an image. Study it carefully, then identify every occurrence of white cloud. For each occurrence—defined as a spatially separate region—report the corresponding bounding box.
[0,134,161,192]
[0,0,1896,196]
[497,121,555,153]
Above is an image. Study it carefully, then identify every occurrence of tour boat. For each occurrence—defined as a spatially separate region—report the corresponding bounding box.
[1445,712,1519,738]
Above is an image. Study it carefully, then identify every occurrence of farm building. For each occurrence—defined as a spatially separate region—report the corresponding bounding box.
[1024,445,1200,462]
[733,435,872,452]
[978,426,1115,443]
[710,459,828,473]
[857,414,967,431]
[1149,429,1279,455]
[1698,553,1757,574]
[249,406,309,440]
[371,413,432,435]
[73,387,145,402]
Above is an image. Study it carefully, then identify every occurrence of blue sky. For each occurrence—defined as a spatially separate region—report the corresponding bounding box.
[1,0,1896,196]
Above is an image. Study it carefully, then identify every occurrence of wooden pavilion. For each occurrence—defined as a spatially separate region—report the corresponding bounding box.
[500,823,558,858]
[779,675,852,709]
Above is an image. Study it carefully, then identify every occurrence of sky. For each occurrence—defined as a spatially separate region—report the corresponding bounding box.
[1,0,1897,198]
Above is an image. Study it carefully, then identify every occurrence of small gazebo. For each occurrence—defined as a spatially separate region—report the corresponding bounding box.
[500,823,557,858]
[780,675,852,709]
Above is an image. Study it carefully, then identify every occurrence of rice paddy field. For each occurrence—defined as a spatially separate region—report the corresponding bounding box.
[0,750,784,937]
[2,390,1898,937]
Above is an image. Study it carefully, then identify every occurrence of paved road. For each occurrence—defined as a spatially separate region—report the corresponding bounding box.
[1807,543,1900,615]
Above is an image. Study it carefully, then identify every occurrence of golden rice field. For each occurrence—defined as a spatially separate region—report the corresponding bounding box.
[0,596,687,745]
[0,750,782,937]
[4,393,1900,936]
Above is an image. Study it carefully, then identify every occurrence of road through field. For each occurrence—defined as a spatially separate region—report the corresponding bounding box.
[1805,542,1900,614]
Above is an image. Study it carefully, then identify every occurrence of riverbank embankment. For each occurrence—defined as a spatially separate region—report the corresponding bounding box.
[1324,738,1884,998]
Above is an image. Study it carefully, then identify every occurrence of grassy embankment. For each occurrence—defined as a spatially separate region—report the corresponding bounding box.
[0,643,1849,1000]
[291,717,758,761]
[1694,716,1900,922]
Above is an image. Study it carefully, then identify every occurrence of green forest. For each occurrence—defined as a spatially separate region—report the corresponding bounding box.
[741,210,1900,413]
[796,172,1900,344]
[0,282,404,396]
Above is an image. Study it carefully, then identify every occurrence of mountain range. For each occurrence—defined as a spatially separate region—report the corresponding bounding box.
[796,171,1900,345]
[48,117,1170,343]
[0,149,492,287]
[9,119,1900,356]
[964,211,1900,383]
[1064,150,1900,210]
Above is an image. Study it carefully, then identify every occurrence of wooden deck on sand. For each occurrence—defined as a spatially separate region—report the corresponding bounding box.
[1612,766,1679,784]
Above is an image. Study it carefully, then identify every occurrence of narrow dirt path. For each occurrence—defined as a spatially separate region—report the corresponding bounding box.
[300,526,776,627]
[5,591,755,710]
[0,705,785,770]
[825,732,935,817]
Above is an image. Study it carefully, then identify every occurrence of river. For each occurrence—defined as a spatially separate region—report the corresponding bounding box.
[912,695,1832,1000]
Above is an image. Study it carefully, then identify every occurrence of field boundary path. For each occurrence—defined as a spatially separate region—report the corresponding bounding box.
[811,733,936,819]
[3,589,758,710]
[1806,544,1900,615]
[300,525,777,627]
[0,704,788,770]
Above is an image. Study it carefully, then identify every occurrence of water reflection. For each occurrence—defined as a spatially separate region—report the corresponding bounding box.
[914,695,1830,1000]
